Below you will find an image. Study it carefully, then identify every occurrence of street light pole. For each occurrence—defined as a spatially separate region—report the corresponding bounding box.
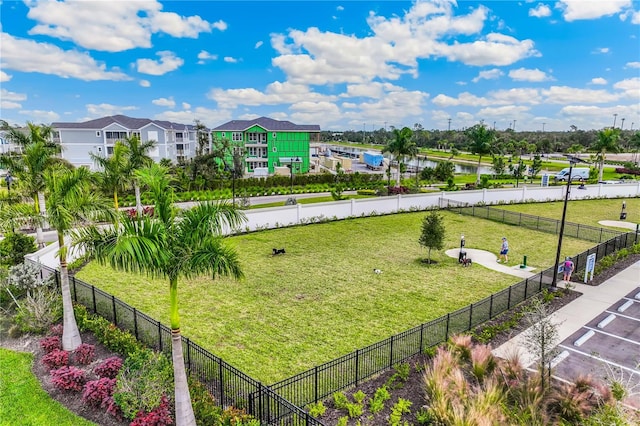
[613,113,618,128]
[551,155,585,290]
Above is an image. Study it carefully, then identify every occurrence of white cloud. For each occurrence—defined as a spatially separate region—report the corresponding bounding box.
[0,71,11,82]
[508,67,551,82]
[632,10,640,24]
[155,107,233,129]
[625,61,640,68]
[613,77,640,100]
[223,57,239,63]
[139,80,151,87]
[152,97,176,108]
[136,51,184,75]
[211,20,228,31]
[590,77,607,85]
[255,41,264,49]
[541,86,619,104]
[593,47,610,54]
[208,81,336,109]
[472,69,503,83]
[1,88,27,102]
[337,6,344,11]
[1,101,22,109]
[182,102,191,109]
[557,0,631,21]
[1,31,130,81]
[197,50,218,64]
[25,0,218,52]
[529,4,552,18]
[18,109,60,122]
[86,103,138,117]
[432,88,541,108]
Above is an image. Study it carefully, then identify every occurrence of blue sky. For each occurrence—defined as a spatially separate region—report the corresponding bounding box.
[1,0,639,132]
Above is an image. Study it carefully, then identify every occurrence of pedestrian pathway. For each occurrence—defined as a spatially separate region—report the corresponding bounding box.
[444,248,536,279]
[598,220,639,231]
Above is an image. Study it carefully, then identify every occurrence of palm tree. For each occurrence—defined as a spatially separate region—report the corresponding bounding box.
[383,127,416,187]
[121,135,156,216]
[73,164,246,425]
[467,124,496,184]
[90,141,130,211]
[592,128,621,182]
[45,165,113,351]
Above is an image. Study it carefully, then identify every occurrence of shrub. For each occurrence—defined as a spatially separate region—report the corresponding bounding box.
[188,375,222,425]
[40,336,62,353]
[74,343,96,365]
[130,394,173,426]
[356,189,376,196]
[49,323,64,336]
[220,407,255,426]
[42,349,69,369]
[50,366,86,391]
[369,386,391,414]
[13,287,62,333]
[83,377,116,408]
[307,401,326,418]
[389,398,412,426]
[333,391,349,410]
[0,233,37,266]
[94,356,123,379]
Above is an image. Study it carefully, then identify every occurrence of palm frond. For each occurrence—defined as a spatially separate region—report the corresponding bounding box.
[184,236,244,280]
[178,201,247,239]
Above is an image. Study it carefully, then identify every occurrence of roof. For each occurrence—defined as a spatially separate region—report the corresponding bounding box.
[212,117,320,132]
[51,115,199,131]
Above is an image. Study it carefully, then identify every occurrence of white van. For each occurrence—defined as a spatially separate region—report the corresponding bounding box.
[554,167,590,182]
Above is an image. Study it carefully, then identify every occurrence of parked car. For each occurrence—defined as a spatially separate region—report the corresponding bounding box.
[554,167,590,182]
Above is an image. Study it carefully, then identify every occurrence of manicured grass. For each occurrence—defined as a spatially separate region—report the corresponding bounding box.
[500,198,640,230]
[250,194,373,209]
[0,348,96,426]
[76,211,592,383]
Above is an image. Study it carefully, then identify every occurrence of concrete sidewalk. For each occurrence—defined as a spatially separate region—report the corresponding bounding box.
[493,260,640,367]
[444,248,537,279]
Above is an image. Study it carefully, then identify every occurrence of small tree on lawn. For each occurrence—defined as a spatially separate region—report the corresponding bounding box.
[418,211,445,264]
[523,299,562,391]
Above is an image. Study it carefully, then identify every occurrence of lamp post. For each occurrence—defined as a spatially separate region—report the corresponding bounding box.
[289,156,301,194]
[613,113,618,128]
[551,155,587,291]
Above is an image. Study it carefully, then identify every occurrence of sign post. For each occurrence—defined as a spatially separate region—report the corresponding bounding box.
[584,253,596,283]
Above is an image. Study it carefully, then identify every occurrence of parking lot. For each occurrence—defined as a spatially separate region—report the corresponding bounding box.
[552,287,640,409]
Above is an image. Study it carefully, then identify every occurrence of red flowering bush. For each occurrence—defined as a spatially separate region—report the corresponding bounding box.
[40,336,62,353]
[83,377,116,408]
[94,356,123,379]
[387,185,410,195]
[74,343,96,365]
[51,366,86,391]
[130,394,173,426]
[42,349,69,369]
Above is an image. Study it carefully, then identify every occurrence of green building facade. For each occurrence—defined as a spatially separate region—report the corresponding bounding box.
[211,117,320,175]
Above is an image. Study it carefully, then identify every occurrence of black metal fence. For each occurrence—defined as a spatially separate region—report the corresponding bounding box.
[439,199,624,244]
[268,230,638,407]
[33,263,323,426]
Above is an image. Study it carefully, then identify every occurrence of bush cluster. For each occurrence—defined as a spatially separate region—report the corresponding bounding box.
[73,343,96,365]
[82,377,117,408]
[94,356,123,379]
[50,366,86,392]
[40,336,62,353]
[42,349,70,370]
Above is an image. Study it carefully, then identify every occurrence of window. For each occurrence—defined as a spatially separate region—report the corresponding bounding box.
[106,146,114,155]
[232,132,243,141]
[272,147,277,152]
[129,131,141,139]
[176,132,183,138]
[96,131,101,137]
[105,131,127,140]
[177,144,184,150]
[221,132,226,138]
[272,132,277,138]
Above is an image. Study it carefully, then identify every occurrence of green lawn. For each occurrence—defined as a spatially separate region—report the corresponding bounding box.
[76,211,592,383]
[0,349,96,426]
[500,198,640,230]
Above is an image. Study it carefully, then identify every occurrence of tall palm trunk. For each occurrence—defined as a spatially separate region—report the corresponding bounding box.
[476,156,483,184]
[396,156,402,188]
[134,183,143,216]
[38,191,49,230]
[113,190,119,210]
[58,233,82,351]
[170,277,196,425]
[598,155,605,182]
[33,193,45,248]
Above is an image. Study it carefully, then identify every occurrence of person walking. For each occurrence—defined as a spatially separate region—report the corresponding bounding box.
[498,237,509,263]
[563,257,574,283]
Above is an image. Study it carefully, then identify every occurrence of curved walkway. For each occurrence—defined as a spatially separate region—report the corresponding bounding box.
[444,248,536,279]
[598,220,639,231]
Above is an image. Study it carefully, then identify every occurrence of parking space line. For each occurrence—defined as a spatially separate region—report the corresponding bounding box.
[604,310,640,323]
[558,344,640,375]
[583,326,640,346]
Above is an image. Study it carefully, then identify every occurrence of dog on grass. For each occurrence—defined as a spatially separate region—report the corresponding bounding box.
[272,248,286,255]
[461,258,472,267]
[373,268,383,274]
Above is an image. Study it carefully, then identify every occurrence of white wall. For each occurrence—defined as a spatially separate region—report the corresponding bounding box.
[233,183,640,234]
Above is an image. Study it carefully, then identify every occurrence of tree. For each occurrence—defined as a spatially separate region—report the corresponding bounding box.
[121,135,156,216]
[45,165,113,351]
[530,154,543,178]
[0,123,61,247]
[73,164,246,425]
[491,155,506,177]
[90,141,130,210]
[383,127,416,187]
[592,128,621,182]
[433,161,454,182]
[467,124,496,184]
[523,299,561,391]
[194,120,210,156]
[418,211,445,264]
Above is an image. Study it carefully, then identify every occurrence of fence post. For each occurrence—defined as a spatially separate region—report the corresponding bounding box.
[186,338,191,370]
[133,308,138,339]
[507,286,512,309]
[524,279,529,300]
[489,294,494,319]
[112,295,117,326]
[158,321,162,352]
[355,349,360,387]
[555,220,559,235]
[314,366,319,402]
[72,276,77,302]
[218,361,224,407]
[539,271,543,292]
[536,216,540,230]
[599,228,603,243]
[419,323,424,353]
[91,285,97,313]
[469,304,473,330]
[445,313,450,340]
[519,212,522,226]
[389,336,394,368]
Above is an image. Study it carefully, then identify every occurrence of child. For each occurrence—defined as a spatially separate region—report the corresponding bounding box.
[563,257,574,282]
[498,237,509,263]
